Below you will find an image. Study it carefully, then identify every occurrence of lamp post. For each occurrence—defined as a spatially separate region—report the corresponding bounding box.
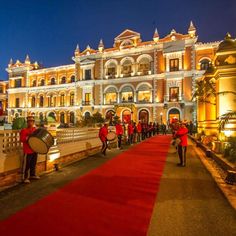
[160,112,163,125]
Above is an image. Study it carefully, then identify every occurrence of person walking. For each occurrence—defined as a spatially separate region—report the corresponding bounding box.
[175,122,188,167]
[20,116,40,184]
[99,123,108,156]
[115,120,123,149]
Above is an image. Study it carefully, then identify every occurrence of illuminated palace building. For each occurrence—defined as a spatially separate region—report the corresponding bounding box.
[7,22,220,125]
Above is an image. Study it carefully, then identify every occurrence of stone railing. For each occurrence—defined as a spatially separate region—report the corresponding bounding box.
[0,130,22,154]
[56,128,99,144]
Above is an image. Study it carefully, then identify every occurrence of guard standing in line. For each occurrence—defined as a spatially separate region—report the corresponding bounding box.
[20,116,40,183]
[115,120,123,149]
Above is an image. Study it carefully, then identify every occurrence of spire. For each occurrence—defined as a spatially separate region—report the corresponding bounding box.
[170,29,176,34]
[74,44,80,56]
[188,21,196,37]
[86,45,91,55]
[8,58,13,67]
[153,28,159,43]
[25,54,31,65]
[34,61,39,69]
[98,39,104,52]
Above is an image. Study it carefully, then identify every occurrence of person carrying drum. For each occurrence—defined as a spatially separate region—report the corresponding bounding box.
[20,116,40,183]
[115,120,123,149]
[99,122,108,156]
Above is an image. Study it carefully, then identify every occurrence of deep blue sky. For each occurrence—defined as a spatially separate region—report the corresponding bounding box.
[0,0,235,80]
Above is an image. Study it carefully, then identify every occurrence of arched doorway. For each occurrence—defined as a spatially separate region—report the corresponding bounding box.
[48,112,56,122]
[168,108,180,123]
[138,109,149,123]
[122,109,131,124]
[69,112,75,124]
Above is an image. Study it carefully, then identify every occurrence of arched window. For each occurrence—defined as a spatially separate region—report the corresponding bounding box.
[32,80,36,87]
[120,86,134,103]
[122,60,132,77]
[51,78,56,85]
[69,112,75,124]
[138,58,150,75]
[39,95,44,107]
[48,95,56,107]
[200,59,210,70]
[61,77,66,84]
[70,75,75,83]
[40,79,45,86]
[104,87,117,104]
[106,63,117,79]
[31,96,36,107]
[137,84,152,103]
[70,92,74,106]
[60,94,65,106]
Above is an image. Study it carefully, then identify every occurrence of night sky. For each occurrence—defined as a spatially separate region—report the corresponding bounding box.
[0,0,235,80]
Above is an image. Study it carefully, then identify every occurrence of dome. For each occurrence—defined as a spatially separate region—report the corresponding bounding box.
[217,33,236,53]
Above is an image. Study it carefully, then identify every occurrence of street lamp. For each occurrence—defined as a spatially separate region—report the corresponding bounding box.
[160,112,163,125]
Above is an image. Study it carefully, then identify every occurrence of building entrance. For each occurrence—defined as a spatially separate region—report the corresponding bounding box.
[168,108,180,123]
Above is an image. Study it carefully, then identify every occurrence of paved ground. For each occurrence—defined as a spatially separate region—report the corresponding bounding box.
[0,136,236,235]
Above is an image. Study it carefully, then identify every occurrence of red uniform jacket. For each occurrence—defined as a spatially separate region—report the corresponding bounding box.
[137,123,142,133]
[99,126,108,142]
[20,127,36,154]
[128,123,134,135]
[115,124,123,135]
[176,127,188,146]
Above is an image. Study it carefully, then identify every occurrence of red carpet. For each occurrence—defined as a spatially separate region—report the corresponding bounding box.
[0,135,171,236]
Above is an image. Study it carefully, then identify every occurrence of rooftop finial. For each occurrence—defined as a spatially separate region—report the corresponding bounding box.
[98,39,104,52]
[153,28,159,42]
[74,44,80,56]
[188,21,196,37]
[25,54,31,64]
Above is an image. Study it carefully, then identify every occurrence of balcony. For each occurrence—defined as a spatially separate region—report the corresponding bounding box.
[164,95,183,103]
[104,100,117,105]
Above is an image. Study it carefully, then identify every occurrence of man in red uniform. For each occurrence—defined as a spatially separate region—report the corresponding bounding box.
[20,116,39,183]
[175,122,188,167]
[128,121,134,145]
[115,120,123,149]
[137,121,142,142]
[99,123,108,156]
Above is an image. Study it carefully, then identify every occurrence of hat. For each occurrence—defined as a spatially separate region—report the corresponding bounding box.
[27,116,35,121]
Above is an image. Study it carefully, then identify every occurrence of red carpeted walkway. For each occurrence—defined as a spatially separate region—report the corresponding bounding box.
[0,135,171,236]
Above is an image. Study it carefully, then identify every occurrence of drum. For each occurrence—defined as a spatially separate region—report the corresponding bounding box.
[28,128,54,154]
[106,131,116,141]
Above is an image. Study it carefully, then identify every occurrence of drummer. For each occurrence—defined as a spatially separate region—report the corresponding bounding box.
[20,116,40,183]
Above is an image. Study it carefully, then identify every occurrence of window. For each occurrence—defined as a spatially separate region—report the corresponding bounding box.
[169,87,179,102]
[69,112,75,123]
[15,79,22,88]
[48,95,55,107]
[60,113,65,123]
[32,80,36,87]
[60,94,65,106]
[169,59,179,72]
[15,98,20,107]
[0,86,3,93]
[61,77,66,84]
[122,60,132,76]
[85,69,91,80]
[70,93,74,106]
[31,96,36,107]
[84,93,91,105]
[107,63,116,78]
[39,96,44,107]
[51,78,56,85]
[70,75,75,83]
[121,86,133,102]
[200,59,210,70]
[138,58,150,75]
[40,80,45,86]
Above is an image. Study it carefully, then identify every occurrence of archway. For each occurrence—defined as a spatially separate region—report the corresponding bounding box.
[138,109,149,123]
[168,108,180,123]
[60,112,65,124]
[122,109,131,124]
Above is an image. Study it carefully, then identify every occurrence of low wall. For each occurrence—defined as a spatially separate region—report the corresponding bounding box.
[0,128,112,190]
